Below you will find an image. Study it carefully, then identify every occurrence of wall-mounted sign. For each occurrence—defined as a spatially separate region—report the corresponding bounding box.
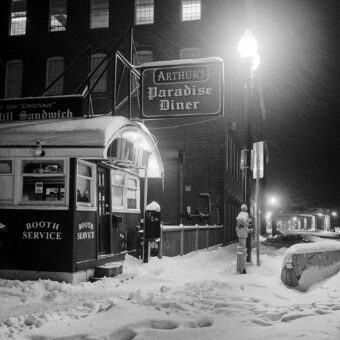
[22,220,62,240]
[0,95,84,122]
[140,58,224,118]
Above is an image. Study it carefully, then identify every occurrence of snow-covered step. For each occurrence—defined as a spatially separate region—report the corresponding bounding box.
[93,262,123,279]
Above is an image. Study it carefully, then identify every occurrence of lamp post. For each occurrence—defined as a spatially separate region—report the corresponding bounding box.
[238,30,260,262]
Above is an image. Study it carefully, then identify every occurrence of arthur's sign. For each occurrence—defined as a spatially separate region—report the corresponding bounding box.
[140,58,224,118]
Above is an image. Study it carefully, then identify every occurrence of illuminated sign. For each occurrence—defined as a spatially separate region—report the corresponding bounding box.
[0,95,84,122]
[140,58,224,118]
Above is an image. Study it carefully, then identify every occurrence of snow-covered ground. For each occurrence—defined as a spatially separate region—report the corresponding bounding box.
[1,241,340,340]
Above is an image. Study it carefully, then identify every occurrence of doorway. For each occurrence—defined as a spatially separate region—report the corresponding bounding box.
[97,166,110,255]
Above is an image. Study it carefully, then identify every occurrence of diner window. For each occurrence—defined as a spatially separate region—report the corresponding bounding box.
[9,0,27,36]
[90,0,109,29]
[46,57,65,95]
[90,53,108,93]
[112,171,140,212]
[127,177,139,209]
[0,160,14,202]
[5,59,23,98]
[49,0,67,32]
[180,47,201,59]
[77,160,96,207]
[181,0,201,22]
[21,160,66,203]
[112,172,125,210]
[135,0,154,25]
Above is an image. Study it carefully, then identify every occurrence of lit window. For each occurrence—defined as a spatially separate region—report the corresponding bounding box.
[112,172,125,210]
[90,0,109,29]
[111,171,140,212]
[127,177,138,209]
[77,160,96,208]
[179,47,201,59]
[5,59,23,98]
[90,53,108,93]
[21,160,66,204]
[135,0,154,25]
[181,0,201,22]
[9,0,27,36]
[0,160,14,202]
[49,0,67,32]
[46,57,65,95]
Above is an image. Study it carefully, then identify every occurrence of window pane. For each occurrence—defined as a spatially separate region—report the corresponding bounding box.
[180,48,201,59]
[90,54,108,92]
[78,162,92,177]
[0,176,14,200]
[77,177,90,202]
[127,178,137,188]
[90,0,109,28]
[22,160,64,174]
[182,0,201,21]
[0,160,12,174]
[10,0,27,35]
[46,57,65,95]
[127,188,137,209]
[112,186,124,207]
[50,0,67,32]
[23,177,65,201]
[5,60,23,98]
[135,0,154,25]
[112,173,124,185]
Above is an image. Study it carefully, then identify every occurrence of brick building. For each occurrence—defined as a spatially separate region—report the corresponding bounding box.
[0,0,264,245]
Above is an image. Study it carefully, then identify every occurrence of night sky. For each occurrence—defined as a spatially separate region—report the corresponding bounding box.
[254,0,340,207]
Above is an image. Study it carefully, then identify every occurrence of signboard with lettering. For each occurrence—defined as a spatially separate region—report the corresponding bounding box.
[140,58,224,118]
[0,95,84,122]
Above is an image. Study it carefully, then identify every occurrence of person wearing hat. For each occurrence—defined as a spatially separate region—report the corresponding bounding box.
[236,204,250,248]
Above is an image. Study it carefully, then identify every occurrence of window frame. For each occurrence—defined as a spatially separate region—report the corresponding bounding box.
[90,0,110,29]
[181,0,201,22]
[134,0,154,26]
[5,59,23,99]
[111,170,140,213]
[90,53,108,93]
[179,47,201,59]
[45,56,65,96]
[49,0,67,32]
[0,160,14,204]
[9,0,27,36]
[18,158,68,207]
[76,160,97,210]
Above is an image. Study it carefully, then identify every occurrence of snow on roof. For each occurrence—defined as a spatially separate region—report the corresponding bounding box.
[0,115,134,147]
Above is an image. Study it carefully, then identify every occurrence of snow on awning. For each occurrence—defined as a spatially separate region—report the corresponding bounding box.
[0,115,164,178]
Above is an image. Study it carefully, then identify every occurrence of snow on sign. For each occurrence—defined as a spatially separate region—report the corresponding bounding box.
[140,57,224,118]
[0,95,84,122]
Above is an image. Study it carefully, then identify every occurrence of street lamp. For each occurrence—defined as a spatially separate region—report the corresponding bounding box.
[238,30,260,262]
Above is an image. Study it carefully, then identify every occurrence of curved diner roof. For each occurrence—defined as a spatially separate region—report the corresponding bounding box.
[0,115,163,177]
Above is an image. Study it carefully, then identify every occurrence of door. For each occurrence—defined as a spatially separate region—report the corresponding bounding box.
[97,167,110,255]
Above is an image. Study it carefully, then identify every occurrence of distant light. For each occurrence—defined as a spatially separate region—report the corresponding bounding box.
[318,213,322,217]
[331,211,337,217]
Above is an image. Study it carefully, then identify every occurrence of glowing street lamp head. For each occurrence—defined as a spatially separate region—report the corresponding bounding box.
[238,30,258,59]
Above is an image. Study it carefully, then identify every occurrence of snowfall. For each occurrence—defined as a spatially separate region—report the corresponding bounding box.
[1,237,340,340]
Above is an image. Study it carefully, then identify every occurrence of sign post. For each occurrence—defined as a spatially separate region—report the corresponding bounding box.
[140,58,224,119]
[253,141,264,266]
